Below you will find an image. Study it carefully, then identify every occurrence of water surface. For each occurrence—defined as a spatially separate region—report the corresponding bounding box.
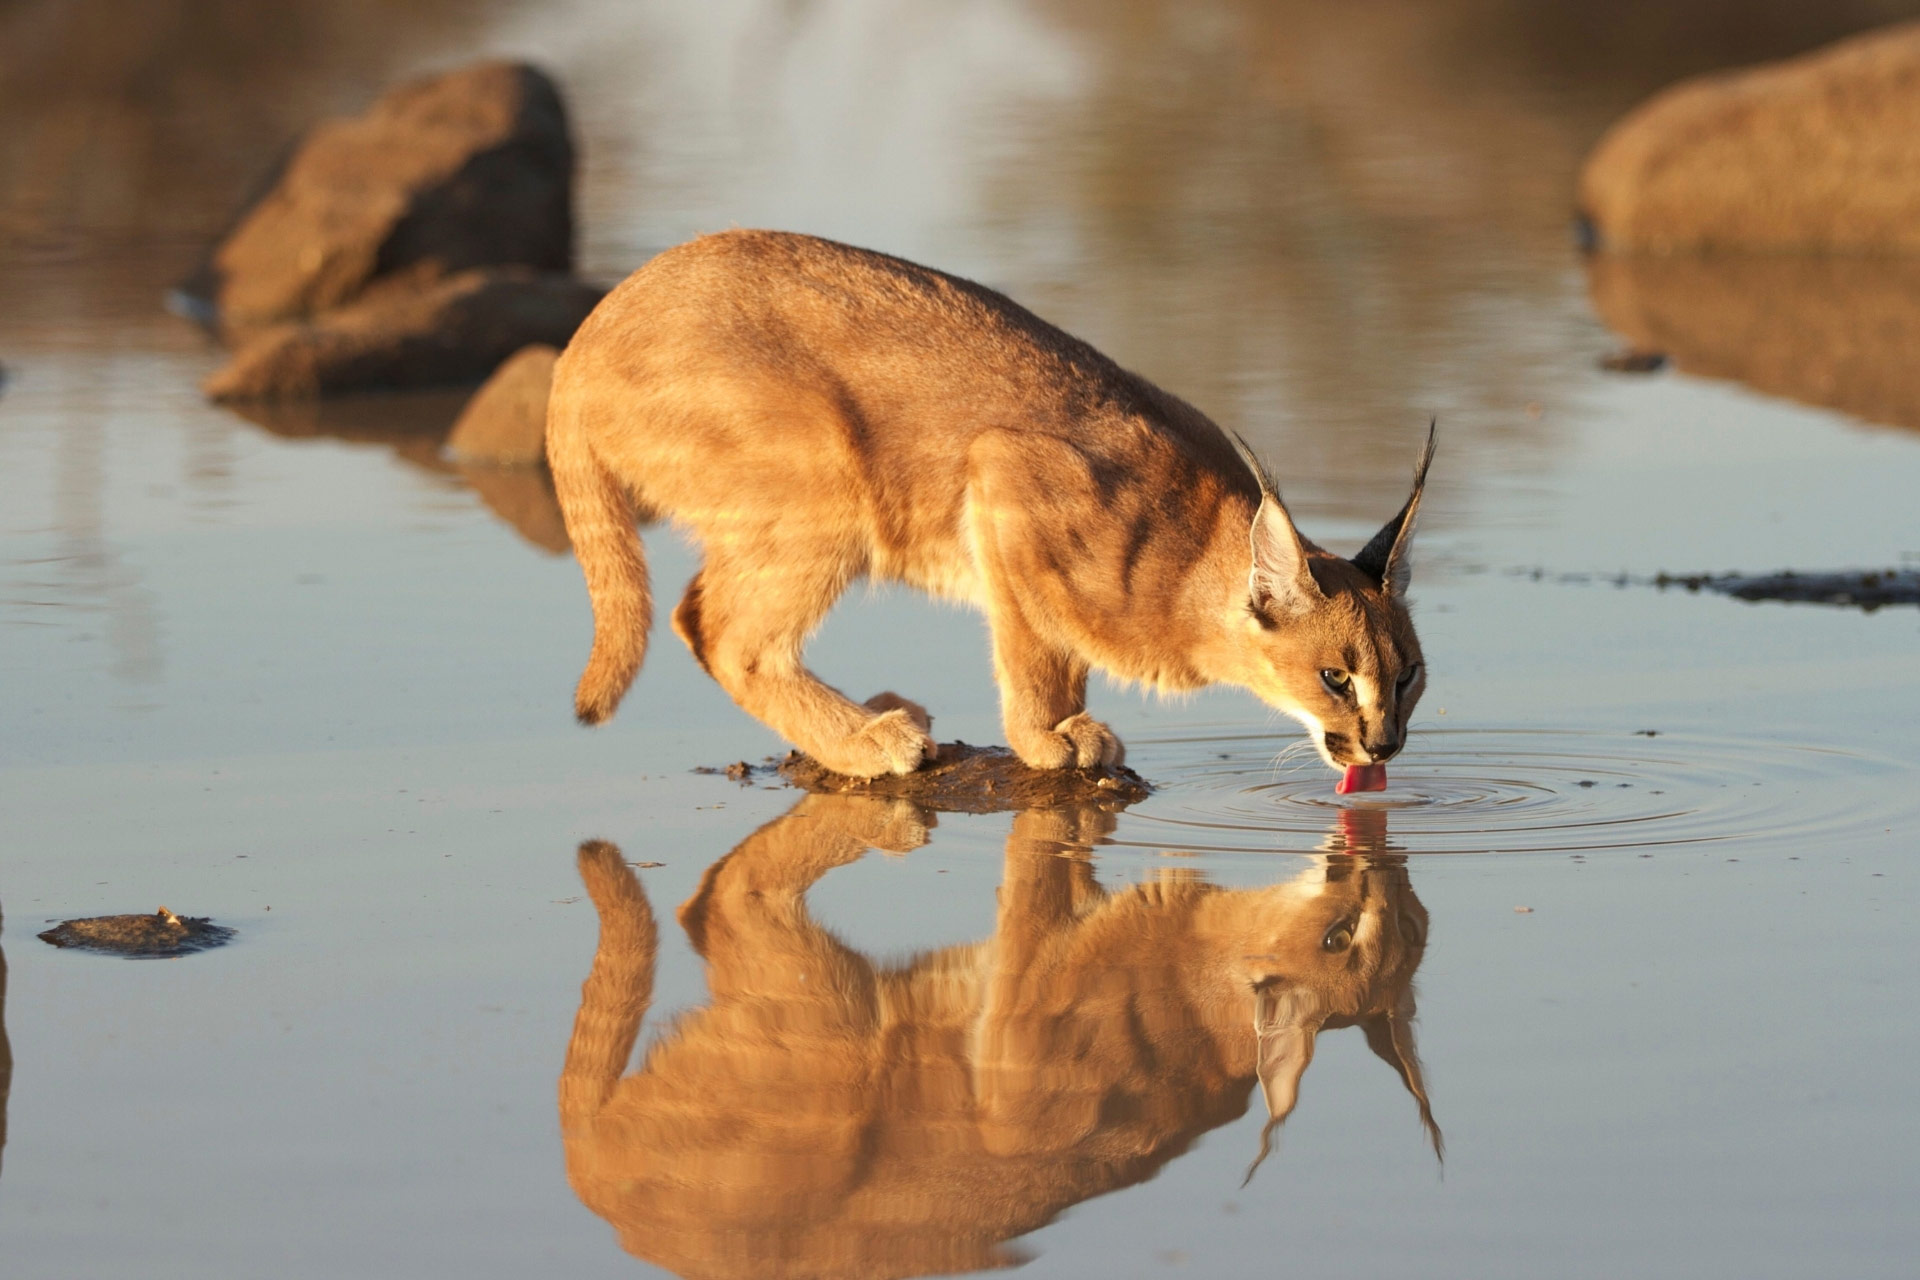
[3,3,1918,1277]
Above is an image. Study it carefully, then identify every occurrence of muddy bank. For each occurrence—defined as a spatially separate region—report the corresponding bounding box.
[728,743,1152,814]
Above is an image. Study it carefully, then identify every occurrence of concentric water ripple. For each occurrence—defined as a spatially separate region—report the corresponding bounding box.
[1120,728,1919,855]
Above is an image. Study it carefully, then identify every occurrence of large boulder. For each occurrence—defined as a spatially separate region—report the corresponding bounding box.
[204,269,601,400]
[181,60,574,327]
[444,343,559,466]
[1579,22,1920,253]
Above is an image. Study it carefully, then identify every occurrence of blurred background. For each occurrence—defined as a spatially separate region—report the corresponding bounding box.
[9,0,1920,465]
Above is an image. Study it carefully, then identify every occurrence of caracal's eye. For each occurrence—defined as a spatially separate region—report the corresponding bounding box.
[1397,662,1422,689]
[1322,919,1356,953]
[1319,668,1351,697]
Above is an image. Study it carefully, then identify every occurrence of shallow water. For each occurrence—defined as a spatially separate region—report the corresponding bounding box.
[4,2,1920,1277]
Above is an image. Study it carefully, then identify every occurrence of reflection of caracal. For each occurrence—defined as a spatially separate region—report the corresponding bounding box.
[548,231,1434,779]
[559,796,1439,1280]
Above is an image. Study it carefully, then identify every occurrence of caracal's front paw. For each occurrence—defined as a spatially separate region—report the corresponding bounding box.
[1011,713,1126,770]
[823,708,936,778]
[863,691,933,734]
[1054,713,1125,768]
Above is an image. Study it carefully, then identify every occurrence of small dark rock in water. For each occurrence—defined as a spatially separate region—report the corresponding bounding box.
[778,741,1150,814]
[693,760,761,784]
[1599,349,1667,373]
[38,907,235,958]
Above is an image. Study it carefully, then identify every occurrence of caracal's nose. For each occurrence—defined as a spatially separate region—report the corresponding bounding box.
[1365,738,1400,764]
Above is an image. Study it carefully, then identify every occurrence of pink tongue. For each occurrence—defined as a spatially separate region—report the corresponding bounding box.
[1337,763,1388,795]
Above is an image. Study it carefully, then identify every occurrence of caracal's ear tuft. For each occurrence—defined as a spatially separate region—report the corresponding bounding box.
[1352,419,1436,598]
[1231,431,1323,619]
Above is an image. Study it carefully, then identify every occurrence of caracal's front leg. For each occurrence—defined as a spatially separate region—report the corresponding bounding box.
[984,603,1123,769]
[968,432,1125,770]
[679,551,935,778]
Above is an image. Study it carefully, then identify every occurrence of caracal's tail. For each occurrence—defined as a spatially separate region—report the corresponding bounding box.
[547,370,651,725]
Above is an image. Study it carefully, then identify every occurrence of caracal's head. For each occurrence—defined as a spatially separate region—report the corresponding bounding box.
[1231,427,1434,774]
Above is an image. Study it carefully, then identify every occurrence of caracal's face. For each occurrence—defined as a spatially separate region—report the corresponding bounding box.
[1248,563,1426,772]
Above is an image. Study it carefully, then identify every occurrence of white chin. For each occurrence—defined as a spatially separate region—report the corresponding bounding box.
[1281,708,1342,770]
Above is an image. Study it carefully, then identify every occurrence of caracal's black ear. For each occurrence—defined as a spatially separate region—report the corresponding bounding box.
[1231,432,1323,619]
[1360,985,1444,1162]
[1352,420,1436,598]
[1242,982,1325,1185]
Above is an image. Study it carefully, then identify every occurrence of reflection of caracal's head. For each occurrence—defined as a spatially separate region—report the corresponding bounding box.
[559,796,1438,1280]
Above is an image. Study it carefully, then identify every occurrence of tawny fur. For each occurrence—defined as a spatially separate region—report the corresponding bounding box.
[548,231,1433,777]
[560,796,1438,1280]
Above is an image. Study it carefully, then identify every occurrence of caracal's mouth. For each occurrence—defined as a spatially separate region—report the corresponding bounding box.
[1336,763,1388,794]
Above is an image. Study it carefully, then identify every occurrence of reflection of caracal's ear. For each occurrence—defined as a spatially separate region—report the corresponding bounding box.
[1360,984,1444,1161]
[1351,420,1436,599]
[1243,982,1327,1185]
[1231,432,1324,620]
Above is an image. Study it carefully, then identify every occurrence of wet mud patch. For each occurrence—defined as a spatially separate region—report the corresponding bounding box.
[38,908,235,958]
[713,742,1151,814]
[1652,568,1920,609]
[1514,566,1920,610]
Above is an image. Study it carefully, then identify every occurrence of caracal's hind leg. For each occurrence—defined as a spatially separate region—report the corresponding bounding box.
[680,547,935,778]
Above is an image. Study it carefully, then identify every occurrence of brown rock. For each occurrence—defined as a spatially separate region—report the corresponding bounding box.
[778,742,1150,815]
[1579,22,1920,253]
[203,269,601,401]
[445,343,559,465]
[38,907,235,958]
[1588,253,1920,431]
[183,60,574,326]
